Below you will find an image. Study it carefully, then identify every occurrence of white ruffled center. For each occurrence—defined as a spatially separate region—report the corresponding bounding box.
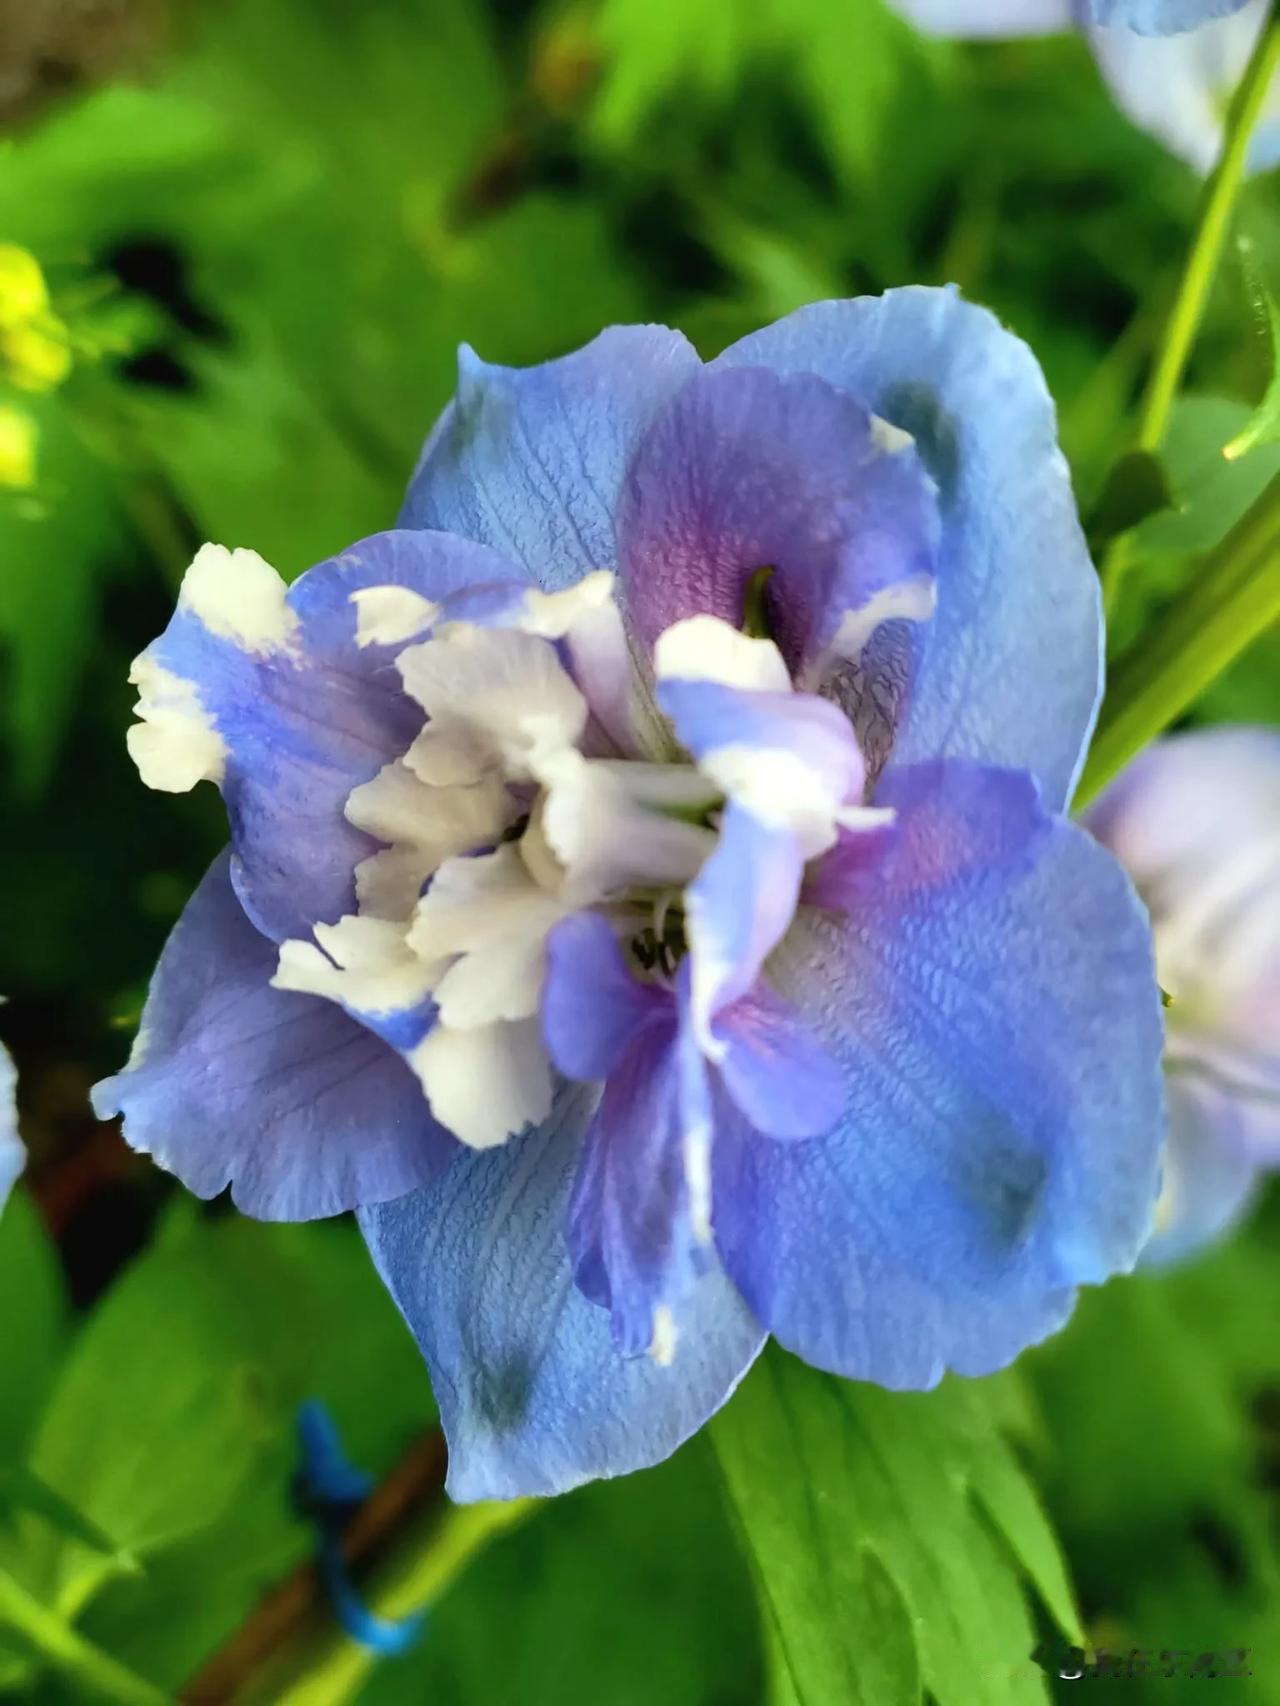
[272,574,910,1150]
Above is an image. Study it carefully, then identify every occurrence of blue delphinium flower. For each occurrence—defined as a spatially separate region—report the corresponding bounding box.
[1088,727,1280,1263]
[892,0,1280,176]
[94,289,1165,1500]
[0,1034,20,1212]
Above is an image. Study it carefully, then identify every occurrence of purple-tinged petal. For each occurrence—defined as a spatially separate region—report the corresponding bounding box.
[620,366,939,678]
[710,761,1164,1385]
[715,985,846,1141]
[685,805,805,1054]
[358,1090,764,1501]
[566,1024,703,1358]
[401,329,702,590]
[713,290,1100,812]
[0,1035,20,1213]
[805,817,902,910]
[130,529,524,943]
[91,853,456,1220]
[543,911,669,1081]
[1141,1071,1262,1266]
[1087,2,1280,175]
[1087,725,1280,1133]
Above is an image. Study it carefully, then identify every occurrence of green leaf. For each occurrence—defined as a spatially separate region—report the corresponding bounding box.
[1222,237,1280,464]
[0,390,126,794]
[710,1347,1079,1706]
[1075,474,1280,808]
[20,1214,433,1629]
[1135,396,1280,558]
[0,1188,68,1467]
[1088,448,1178,553]
[0,1567,166,1706]
[772,0,928,191]
[357,1437,763,1706]
[1025,1200,1280,1704]
[589,0,752,147]
[0,1471,133,1574]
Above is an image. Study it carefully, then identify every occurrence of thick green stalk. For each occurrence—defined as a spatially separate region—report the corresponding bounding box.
[0,1567,168,1706]
[1077,475,1280,809]
[1102,1,1280,612]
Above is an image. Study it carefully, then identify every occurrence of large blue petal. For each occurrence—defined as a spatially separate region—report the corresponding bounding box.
[715,985,846,1142]
[92,853,456,1220]
[0,1037,20,1213]
[134,529,519,943]
[358,1090,764,1501]
[619,366,938,673]
[400,329,702,590]
[1082,0,1250,31]
[710,761,1164,1386]
[713,289,1101,812]
[1140,1072,1261,1266]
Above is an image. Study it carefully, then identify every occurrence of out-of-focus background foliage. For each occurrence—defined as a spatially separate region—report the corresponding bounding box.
[0,0,1277,1700]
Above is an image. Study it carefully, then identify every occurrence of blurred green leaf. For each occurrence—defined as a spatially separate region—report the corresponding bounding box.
[17,1214,432,1631]
[1135,395,1280,558]
[589,0,752,147]
[711,1348,1078,1706]
[0,1471,133,1575]
[0,1189,67,1467]
[1222,237,1280,464]
[358,1437,764,1706]
[1077,473,1280,806]
[1088,448,1178,553]
[1027,1199,1280,1705]
[0,1566,166,1706]
[0,389,127,794]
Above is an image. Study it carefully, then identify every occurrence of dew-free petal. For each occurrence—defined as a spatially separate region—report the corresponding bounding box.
[1087,725,1280,1105]
[401,329,702,589]
[685,804,805,1058]
[358,1095,764,1501]
[710,761,1164,1385]
[713,289,1101,812]
[92,853,456,1219]
[1141,1072,1262,1265]
[714,985,846,1142]
[127,530,522,943]
[893,0,1071,32]
[1083,0,1251,31]
[620,366,939,681]
[542,911,670,1082]
[1088,1,1280,174]
[566,1024,704,1358]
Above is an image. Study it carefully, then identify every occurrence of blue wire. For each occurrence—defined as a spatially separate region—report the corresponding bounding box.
[296,1399,374,1513]
[318,1535,427,1656]
[294,1399,427,1658]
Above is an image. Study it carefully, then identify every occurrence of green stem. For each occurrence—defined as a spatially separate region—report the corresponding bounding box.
[1076,475,1280,810]
[0,1567,168,1706]
[252,1501,531,1704]
[1102,1,1280,612]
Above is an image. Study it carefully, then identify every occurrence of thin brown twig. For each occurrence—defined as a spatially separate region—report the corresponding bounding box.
[180,1428,448,1705]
